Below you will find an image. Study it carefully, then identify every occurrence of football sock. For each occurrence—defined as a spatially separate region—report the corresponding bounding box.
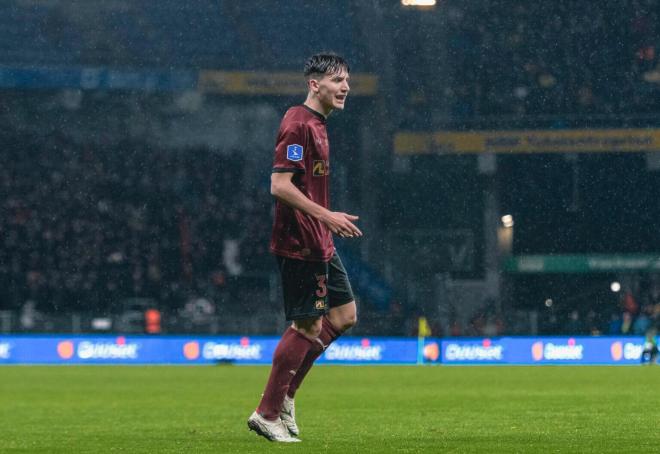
[287,315,341,398]
[257,326,313,420]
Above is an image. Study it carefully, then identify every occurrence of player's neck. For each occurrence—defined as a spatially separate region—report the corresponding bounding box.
[303,96,332,118]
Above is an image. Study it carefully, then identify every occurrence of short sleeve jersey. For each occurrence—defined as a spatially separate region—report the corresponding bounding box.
[270,105,333,262]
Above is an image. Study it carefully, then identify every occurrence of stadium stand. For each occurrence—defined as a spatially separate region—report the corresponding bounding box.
[0,0,360,70]
[0,0,659,337]
[0,132,270,322]
[394,0,660,124]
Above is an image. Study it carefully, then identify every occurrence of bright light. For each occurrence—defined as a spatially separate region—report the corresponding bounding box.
[610,281,621,292]
[91,317,112,330]
[401,0,437,6]
[501,214,514,228]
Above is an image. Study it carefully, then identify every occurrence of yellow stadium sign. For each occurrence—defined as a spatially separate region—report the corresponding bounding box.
[394,128,660,154]
[199,70,378,96]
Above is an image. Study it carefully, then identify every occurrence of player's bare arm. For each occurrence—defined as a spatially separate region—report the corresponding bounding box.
[271,172,362,238]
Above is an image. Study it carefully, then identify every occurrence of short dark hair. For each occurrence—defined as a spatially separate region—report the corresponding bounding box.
[304,53,350,79]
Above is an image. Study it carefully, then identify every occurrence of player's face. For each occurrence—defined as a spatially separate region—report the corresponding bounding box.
[317,70,350,111]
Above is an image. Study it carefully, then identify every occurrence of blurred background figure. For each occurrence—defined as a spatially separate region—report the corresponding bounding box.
[641,328,658,364]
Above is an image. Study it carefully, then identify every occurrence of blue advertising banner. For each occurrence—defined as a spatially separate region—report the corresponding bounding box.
[430,336,649,365]
[317,337,416,364]
[0,335,652,365]
[0,335,418,365]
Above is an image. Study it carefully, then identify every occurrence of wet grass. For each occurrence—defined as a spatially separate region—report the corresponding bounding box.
[1,365,658,453]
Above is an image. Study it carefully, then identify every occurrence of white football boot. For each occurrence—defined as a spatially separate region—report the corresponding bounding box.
[247,411,301,442]
[280,395,299,436]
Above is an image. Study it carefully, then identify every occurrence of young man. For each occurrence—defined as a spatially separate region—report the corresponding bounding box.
[247,53,362,442]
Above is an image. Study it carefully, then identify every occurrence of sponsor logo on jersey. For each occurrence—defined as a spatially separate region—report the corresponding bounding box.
[313,160,329,176]
[201,337,262,361]
[324,338,383,361]
[286,144,303,161]
[0,342,11,359]
[532,338,584,361]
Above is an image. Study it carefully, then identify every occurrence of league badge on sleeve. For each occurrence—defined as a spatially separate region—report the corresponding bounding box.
[286,144,303,162]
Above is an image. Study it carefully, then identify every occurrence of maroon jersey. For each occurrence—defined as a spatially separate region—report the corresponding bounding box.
[270,105,333,262]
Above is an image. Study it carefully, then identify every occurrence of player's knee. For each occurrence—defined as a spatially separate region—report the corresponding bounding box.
[328,303,357,332]
[342,311,357,331]
[333,309,357,332]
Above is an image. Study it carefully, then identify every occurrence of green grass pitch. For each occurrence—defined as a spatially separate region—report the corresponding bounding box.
[1,365,659,453]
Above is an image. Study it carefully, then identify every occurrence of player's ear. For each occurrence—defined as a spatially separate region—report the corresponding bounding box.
[307,77,320,93]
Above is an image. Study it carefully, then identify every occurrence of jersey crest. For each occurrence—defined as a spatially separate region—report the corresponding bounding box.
[286,144,303,161]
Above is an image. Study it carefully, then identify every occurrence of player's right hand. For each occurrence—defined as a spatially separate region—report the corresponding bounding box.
[322,211,362,238]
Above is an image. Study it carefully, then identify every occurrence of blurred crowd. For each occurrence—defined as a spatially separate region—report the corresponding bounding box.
[606,276,660,336]
[434,0,660,120]
[537,275,660,336]
[3,1,660,337]
[0,1,357,72]
[0,133,271,318]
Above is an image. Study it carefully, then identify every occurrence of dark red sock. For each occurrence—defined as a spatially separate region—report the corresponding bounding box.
[287,316,341,398]
[257,327,313,420]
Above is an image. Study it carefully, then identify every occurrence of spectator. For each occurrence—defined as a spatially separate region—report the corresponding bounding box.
[564,310,584,335]
[0,135,272,317]
[633,305,653,335]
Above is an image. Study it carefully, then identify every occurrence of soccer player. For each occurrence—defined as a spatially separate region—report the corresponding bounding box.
[247,53,362,442]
